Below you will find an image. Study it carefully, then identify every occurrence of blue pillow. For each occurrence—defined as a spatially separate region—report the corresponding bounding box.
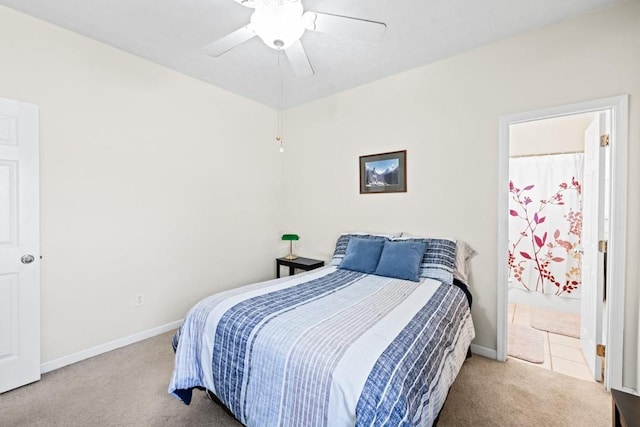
[374,241,428,282]
[392,237,457,284]
[339,237,385,274]
[330,233,392,266]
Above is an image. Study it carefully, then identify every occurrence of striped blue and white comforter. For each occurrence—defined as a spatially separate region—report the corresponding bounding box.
[169,266,475,426]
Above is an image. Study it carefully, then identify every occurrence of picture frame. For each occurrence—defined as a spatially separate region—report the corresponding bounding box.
[359,150,407,194]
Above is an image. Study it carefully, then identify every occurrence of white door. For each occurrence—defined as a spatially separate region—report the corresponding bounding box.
[0,97,40,393]
[580,112,607,382]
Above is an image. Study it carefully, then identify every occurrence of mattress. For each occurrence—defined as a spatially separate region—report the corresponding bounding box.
[169,266,474,426]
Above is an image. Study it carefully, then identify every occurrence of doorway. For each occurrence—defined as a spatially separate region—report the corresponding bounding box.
[506,112,599,381]
[497,95,628,391]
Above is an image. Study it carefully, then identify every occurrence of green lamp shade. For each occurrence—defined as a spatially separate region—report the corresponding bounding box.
[281,234,300,241]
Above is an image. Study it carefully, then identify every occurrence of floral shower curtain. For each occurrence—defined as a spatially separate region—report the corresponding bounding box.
[508,153,584,299]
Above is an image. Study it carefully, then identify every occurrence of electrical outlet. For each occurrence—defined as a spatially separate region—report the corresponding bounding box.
[135,293,144,307]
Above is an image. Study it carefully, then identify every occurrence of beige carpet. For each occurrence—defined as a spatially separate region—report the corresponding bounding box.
[507,323,545,363]
[530,307,581,338]
[439,357,609,426]
[0,331,610,426]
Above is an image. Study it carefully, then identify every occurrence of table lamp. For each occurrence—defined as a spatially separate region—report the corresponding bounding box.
[281,234,299,260]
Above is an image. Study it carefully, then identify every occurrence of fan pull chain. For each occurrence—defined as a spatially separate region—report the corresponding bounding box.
[276,50,284,153]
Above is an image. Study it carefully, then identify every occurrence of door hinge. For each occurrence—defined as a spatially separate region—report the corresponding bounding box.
[600,134,610,147]
[598,240,608,253]
[596,344,606,358]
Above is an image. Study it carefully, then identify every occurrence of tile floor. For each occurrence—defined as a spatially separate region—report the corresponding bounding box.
[508,303,595,382]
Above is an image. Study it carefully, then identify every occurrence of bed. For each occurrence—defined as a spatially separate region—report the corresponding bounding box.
[169,233,476,426]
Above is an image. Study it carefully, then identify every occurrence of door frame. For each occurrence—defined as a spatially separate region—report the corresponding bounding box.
[497,95,628,390]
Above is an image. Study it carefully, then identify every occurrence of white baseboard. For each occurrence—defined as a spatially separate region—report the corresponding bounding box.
[40,320,183,374]
[470,343,497,360]
[39,323,501,373]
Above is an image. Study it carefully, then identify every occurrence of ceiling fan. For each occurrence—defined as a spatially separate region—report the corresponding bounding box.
[203,0,387,77]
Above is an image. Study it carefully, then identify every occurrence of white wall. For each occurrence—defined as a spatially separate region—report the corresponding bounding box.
[0,6,283,363]
[509,112,596,157]
[283,1,640,389]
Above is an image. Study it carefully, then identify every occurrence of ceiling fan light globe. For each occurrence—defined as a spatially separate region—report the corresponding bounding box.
[250,3,305,50]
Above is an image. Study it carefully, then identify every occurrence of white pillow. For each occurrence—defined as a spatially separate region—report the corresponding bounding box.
[453,240,477,285]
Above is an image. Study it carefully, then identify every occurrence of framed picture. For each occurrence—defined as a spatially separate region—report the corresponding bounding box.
[359,150,407,194]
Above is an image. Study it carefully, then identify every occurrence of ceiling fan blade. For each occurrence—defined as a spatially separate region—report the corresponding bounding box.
[203,25,256,57]
[303,11,386,42]
[285,40,314,77]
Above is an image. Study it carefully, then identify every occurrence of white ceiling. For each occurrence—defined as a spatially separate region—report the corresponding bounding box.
[0,0,619,108]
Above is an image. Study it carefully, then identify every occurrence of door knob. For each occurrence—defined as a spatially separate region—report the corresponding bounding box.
[21,254,35,264]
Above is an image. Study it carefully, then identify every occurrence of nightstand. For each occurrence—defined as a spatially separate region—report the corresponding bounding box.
[276,257,324,278]
[612,389,640,427]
